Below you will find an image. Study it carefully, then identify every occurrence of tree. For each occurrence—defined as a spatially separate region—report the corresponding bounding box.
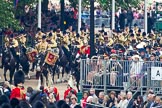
[14,0,37,19]
[0,0,22,30]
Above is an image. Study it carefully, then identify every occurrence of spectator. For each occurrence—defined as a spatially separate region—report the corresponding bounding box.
[0,95,10,106]
[133,95,144,108]
[19,100,31,108]
[10,98,20,108]
[89,88,98,104]
[1,103,11,108]
[115,92,128,108]
[86,96,95,108]
[98,91,104,104]
[119,9,126,31]
[47,102,56,108]
[127,7,134,29]
[33,100,46,108]
[3,81,11,98]
[70,95,78,108]
[107,91,116,108]
[65,96,71,106]
[102,95,109,107]
[81,91,89,108]
[26,87,36,101]
[127,92,134,108]
[152,96,161,107]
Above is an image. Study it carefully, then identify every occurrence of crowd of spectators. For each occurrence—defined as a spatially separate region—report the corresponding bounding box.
[0,81,162,108]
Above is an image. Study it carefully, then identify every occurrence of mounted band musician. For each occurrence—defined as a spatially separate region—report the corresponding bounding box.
[9,34,20,71]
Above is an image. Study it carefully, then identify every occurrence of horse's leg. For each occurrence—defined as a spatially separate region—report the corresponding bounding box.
[76,80,80,92]
[62,67,65,82]
[3,68,8,81]
[9,69,15,84]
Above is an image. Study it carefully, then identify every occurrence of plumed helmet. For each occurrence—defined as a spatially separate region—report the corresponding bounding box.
[14,70,25,86]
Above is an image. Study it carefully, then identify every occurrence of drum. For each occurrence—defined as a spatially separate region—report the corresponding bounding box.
[45,51,58,65]
[26,49,38,62]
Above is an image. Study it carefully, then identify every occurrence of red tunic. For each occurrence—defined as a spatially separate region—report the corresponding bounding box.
[64,88,77,99]
[78,45,90,56]
[53,87,60,101]
[10,87,26,100]
[44,87,60,101]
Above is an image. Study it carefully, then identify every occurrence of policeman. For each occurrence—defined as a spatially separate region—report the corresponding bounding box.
[36,35,48,53]
[47,32,57,49]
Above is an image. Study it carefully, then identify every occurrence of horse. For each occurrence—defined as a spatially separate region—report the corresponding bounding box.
[52,46,71,83]
[19,45,30,79]
[1,46,16,84]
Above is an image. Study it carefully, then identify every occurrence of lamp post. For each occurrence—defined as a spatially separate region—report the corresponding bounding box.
[61,0,65,31]
[38,0,41,28]
[90,0,95,58]
[78,0,82,33]
[111,0,115,30]
[144,0,148,33]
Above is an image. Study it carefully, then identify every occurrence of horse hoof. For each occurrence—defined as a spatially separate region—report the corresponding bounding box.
[27,74,31,80]
[57,79,61,83]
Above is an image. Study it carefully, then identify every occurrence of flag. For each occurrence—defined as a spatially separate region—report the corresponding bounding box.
[14,0,19,8]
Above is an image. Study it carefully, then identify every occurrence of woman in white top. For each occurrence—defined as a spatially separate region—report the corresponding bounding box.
[115,92,128,108]
[70,95,78,108]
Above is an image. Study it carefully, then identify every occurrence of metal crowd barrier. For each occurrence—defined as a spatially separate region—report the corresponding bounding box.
[80,59,162,95]
[82,18,144,29]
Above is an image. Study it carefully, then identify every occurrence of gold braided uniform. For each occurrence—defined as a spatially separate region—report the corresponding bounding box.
[133,27,139,34]
[10,38,19,55]
[107,37,114,47]
[4,36,10,47]
[19,35,27,47]
[36,41,48,53]
[47,38,57,49]
[75,37,83,48]
[35,32,44,43]
[62,36,70,51]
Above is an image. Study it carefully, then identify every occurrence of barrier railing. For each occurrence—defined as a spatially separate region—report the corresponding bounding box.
[82,18,144,29]
[80,59,162,95]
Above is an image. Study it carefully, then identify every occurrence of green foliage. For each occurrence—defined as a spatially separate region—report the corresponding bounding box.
[15,0,37,18]
[0,0,22,30]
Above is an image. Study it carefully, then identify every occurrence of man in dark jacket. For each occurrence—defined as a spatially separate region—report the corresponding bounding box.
[127,7,134,29]
[119,9,126,31]
[127,92,134,108]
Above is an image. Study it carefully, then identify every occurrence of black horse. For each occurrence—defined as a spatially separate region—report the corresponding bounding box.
[52,46,71,83]
[1,47,16,84]
[19,45,30,79]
